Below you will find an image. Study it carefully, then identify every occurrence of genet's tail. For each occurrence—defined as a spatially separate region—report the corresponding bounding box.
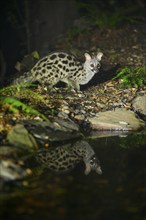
[12,71,34,84]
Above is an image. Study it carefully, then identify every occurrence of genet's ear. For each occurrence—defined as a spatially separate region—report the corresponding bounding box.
[84,53,92,61]
[97,52,103,61]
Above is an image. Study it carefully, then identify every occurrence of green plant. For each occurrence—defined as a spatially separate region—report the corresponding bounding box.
[0,83,46,104]
[0,96,48,121]
[0,83,51,120]
[113,67,146,88]
[118,133,146,149]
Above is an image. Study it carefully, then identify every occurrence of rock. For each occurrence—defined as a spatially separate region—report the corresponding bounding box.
[57,112,69,119]
[60,100,70,115]
[0,145,26,158]
[53,117,79,132]
[7,124,38,152]
[132,96,146,120]
[88,108,145,131]
[22,117,80,142]
[89,130,129,139]
[74,114,85,121]
[0,159,31,181]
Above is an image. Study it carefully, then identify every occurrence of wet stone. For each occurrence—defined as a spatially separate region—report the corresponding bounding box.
[0,146,26,158]
[88,108,145,131]
[132,95,146,120]
[7,124,38,152]
[0,159,31,181]
[22,117,80,142]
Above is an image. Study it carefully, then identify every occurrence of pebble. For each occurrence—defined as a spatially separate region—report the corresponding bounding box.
[74,114,85,121]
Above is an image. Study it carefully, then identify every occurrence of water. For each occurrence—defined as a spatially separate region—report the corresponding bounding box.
[0,133,146,220]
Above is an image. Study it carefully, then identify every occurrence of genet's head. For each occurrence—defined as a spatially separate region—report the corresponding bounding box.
[84,155,102,175]
[84,52,103,74]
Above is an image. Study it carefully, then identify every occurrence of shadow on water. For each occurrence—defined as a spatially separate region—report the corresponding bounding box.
[0,133,146,220]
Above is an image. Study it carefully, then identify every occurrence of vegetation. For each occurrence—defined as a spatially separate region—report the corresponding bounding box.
[118,133,146,149]
[0,84,49,121]
[0,96,48,121]
[113,67,146,88]
[0,83,45,103]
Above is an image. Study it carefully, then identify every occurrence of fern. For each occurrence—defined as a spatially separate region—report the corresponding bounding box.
[0,83,48,104]
[0,84,61,120]
[0,97,48,121]
[113,67,146,88]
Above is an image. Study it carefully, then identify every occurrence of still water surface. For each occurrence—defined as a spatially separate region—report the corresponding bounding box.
[0,133,146,220]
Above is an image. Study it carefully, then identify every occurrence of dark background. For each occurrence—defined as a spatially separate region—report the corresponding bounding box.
[0,0,145,85]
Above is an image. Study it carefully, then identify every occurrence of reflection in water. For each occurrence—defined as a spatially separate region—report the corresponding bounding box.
[0,134,145,220]
[0,159,30,181]
[36,140,102,175]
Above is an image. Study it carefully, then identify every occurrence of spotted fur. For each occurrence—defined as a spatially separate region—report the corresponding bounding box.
[12,52,103,90]
[36,140,102,175]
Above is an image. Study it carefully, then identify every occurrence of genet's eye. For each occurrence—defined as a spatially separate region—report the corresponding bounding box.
[90,64,94,68]
[90,159,94,165]
[90,156,96,165]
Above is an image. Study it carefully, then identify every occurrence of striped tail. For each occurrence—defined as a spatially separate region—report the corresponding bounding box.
[12,71,34,84]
